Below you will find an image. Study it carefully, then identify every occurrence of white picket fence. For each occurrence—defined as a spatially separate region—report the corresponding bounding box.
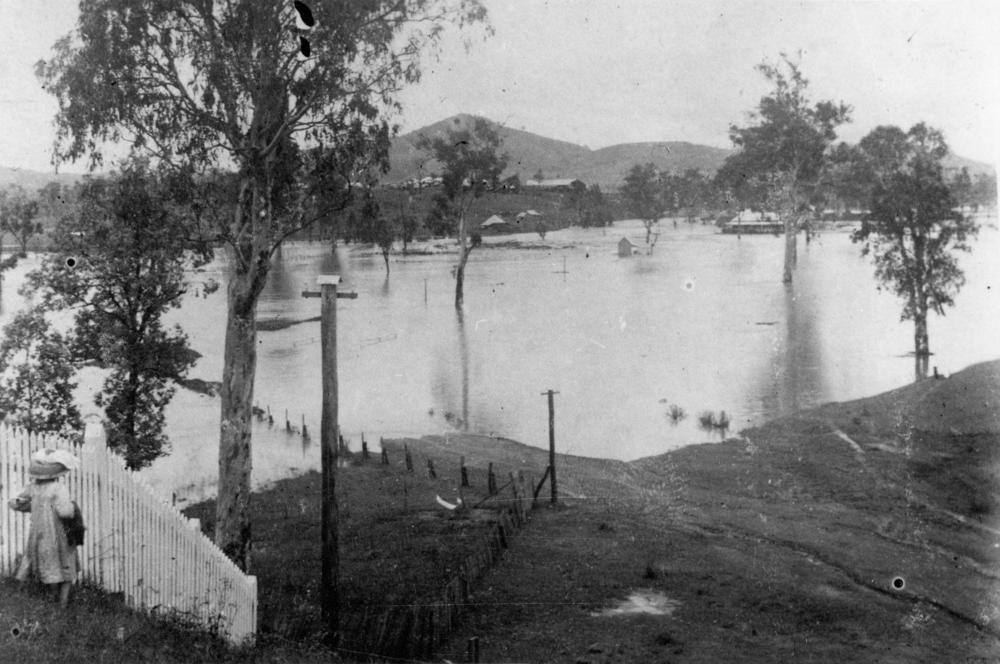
[0,420,257,645]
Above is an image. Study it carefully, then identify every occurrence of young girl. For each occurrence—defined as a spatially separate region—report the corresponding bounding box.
[8,448,80,608]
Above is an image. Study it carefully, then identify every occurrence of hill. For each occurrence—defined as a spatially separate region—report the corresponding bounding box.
[386,114,734,190]
[387,115,996,191]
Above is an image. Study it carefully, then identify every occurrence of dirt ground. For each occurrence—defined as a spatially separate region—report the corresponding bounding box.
[397,359,1000,663]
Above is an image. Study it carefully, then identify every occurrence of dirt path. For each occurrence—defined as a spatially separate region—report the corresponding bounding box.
[391,360,1000,662]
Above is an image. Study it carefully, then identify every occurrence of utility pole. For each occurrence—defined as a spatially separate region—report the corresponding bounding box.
[540,389,559,504]
[301,275,357,643]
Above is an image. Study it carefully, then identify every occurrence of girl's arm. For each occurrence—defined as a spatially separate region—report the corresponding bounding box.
[8,487,31,512]
[53,483,74,519]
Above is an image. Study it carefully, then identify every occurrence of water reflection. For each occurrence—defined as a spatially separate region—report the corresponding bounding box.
[779,284,824,413]
[456,307,469,431]
[431,306,471,431]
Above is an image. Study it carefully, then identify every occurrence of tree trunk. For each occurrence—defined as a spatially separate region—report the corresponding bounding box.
[783,181,800,283]
[455,213,471,309]
[124,361,140,469]
[914,308,930,358]
[216,273,260,570]
[783,216,795,284]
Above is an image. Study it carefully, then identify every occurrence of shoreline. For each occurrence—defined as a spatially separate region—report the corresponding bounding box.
[155,356,998,506]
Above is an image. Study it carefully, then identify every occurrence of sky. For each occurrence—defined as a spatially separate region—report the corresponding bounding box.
[2,0,998,173]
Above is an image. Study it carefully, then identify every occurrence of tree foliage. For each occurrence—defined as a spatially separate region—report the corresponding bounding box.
[717,54,851,282]
[851,123,978,366]
[660,169,717,222]
[37,0,489,567]
[564,180,612,227]
[416,116,506,307]
[0,309,81,438]
[620,163,662,243]
[0,186,44,257]
[25,161,212,469]
[354,188,395,273]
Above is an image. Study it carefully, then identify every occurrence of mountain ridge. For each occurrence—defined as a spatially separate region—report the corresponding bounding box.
[385,114,736,189]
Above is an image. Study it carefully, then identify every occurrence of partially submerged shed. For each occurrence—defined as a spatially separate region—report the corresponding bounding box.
[618,237,640,257]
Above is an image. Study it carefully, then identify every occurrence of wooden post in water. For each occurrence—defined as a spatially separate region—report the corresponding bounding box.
[302,274,357,643]
[541,389,560,505]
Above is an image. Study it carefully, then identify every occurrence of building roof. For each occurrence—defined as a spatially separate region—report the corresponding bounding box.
[480,214,509,227]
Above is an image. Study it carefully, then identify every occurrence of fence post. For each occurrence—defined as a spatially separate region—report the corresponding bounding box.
[460,456,469,488]
[84,416,113,590]
[380,437,388,465]
[405,444,413,472]
[427,458,436,479]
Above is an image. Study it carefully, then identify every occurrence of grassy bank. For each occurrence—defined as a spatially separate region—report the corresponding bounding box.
[181,445,532,654]
[0,578,334,663]
[421,360,1000,662]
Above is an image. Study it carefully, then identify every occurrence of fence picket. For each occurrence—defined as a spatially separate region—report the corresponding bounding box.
[0,423,256,644]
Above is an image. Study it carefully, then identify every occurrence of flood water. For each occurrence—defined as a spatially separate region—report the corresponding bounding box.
[2,219,998,501]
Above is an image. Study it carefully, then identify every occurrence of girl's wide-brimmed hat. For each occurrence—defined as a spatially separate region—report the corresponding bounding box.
[28,448,80,480]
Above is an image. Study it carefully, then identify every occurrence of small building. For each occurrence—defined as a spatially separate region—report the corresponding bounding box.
[618,237,640,257]
[480,214,511,233]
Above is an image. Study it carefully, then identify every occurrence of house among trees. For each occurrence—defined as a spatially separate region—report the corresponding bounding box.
[721,209,783,234]
[618,237,640,257]
[480,214,511,233]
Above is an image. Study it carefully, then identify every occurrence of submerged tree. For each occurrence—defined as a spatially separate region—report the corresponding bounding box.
[38,0,489,567]
[717,54,851,283]
[851,123,978,377]
[620,163,662,245]
[26,162,212,469]
[354,188,394,274]
[0,309,81,438]
[417,116,506,308]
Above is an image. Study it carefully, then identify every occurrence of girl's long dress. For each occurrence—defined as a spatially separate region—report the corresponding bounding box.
[13,481,77,584]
